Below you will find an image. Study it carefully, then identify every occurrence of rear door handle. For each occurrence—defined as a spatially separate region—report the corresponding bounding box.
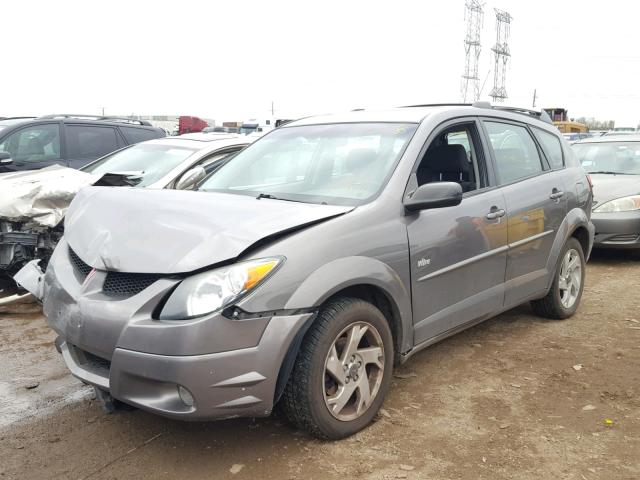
[550,190,565,200]
[486,208,506,220]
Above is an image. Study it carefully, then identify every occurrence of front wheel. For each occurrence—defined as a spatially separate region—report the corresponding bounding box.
[280,297,394,439]
[531,237,586,319]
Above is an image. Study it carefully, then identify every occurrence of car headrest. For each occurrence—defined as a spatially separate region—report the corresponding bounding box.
[424,144,470,173]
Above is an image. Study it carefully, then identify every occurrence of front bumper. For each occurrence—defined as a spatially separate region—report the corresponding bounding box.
[57,310,313,420]
[43,239,314,420]
[592,211,640,249]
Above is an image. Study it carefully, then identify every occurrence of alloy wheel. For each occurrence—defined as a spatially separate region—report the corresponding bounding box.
[558,248,582,309]
[323,321,385,422]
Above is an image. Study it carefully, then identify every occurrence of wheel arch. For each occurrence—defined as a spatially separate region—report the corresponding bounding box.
[544,207,593,292]
[273,257,413,405]
[284,256,413,355]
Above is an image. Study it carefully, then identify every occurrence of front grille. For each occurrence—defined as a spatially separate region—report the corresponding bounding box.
[103,271,163,297]
[69,248,92,277]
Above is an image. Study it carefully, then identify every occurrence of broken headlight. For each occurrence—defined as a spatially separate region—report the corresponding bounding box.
[158,257,282,320]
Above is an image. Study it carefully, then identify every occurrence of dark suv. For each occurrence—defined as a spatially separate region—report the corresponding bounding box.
[0,115,165,172]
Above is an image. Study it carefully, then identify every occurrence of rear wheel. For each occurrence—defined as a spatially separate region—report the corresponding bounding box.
[531,237,585,319]
[280,297,393,439]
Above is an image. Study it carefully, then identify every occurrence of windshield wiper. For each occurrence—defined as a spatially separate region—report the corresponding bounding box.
[256,193,306,203]
[587,171,632,175]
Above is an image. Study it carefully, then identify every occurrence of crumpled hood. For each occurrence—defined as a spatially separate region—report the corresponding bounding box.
[64,187,353,273]
[0,165,102,227]
[590,174,640,207]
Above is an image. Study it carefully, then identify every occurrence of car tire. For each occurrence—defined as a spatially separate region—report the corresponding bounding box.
[280,297,394,440]
[531,237,585,319]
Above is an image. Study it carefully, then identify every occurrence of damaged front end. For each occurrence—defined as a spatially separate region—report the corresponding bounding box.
[0,220,60,293]
[0,165,138,298]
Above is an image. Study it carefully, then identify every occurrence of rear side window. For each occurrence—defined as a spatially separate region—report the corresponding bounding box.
[485,121,543,184]
[66,125,120,159]
[532,127,564,169]
[120,127,162,144]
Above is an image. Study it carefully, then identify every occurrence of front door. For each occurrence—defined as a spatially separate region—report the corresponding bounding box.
[407,120,508,345]
[482,120,567,306]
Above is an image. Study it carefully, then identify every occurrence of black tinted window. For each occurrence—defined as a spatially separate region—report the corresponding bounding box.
[120,127,162,144]
[0,124,60,162]
[485,121,543,184]
[66,125,120,159]
[533,127,564,169]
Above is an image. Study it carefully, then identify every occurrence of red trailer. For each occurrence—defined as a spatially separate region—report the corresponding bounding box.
[178,116,208,135]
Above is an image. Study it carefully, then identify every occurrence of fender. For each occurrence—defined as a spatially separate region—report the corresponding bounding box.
[543,207,594,292]
[284,256,413,353]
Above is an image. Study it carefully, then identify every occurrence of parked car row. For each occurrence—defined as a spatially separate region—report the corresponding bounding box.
[0,114,165,173]
[13,102,598,440]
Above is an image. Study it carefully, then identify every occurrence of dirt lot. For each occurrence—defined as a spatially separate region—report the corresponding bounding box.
[1,250,639,480]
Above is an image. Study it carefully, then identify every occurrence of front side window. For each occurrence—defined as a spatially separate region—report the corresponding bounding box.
[485,121,543,184]
[199,123,417,205]
[415,123,484,192]
[0,124,60,162]
[82,143,197,187]
[66,125,120,160]
[573,142,640,175]
[533,127,564,169]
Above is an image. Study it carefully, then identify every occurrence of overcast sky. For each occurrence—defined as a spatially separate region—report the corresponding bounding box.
[4,0,640,125]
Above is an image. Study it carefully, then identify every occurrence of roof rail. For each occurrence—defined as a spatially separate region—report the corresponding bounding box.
[471,102,554,125]
[0,116,36,121]
[400,103,472,108]
[38,114,153,126]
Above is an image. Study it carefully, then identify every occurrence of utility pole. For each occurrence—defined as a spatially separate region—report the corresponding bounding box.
[461,0,484,103]
[532,89,537,108]
[489,9,512,103]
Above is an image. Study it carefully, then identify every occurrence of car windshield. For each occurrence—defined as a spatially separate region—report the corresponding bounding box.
[199,122,417,205]
[82,143,198,187]
[573,141,640,174]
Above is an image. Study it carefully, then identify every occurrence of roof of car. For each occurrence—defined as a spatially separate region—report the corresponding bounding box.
[285,104,555,129]
[575,134,640,144]
[142,134,252,150]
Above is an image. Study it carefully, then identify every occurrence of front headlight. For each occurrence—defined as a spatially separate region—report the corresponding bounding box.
[593,195,640,213]
[159,257,283,320]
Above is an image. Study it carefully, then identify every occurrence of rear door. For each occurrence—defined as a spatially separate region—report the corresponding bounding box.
[407,119,508,345]
[482,119,567,307]
[64,124,125,169]
[0,122,62,172]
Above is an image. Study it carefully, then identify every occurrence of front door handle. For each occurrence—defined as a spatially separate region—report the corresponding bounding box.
[550,189,565,200]
[486,207,506,220]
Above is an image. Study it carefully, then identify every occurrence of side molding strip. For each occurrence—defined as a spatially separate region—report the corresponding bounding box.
[417,230,554,283]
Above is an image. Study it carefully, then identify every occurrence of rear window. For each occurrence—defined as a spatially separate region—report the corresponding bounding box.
[533,127,564,169]
[120,127,163,144]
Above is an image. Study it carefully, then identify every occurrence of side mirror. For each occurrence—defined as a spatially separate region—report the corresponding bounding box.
[175,166,206,190]
[404,182,463,212]
[0,151,12,165]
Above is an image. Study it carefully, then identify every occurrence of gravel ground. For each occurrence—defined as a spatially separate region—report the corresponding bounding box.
[0,249,638,480]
